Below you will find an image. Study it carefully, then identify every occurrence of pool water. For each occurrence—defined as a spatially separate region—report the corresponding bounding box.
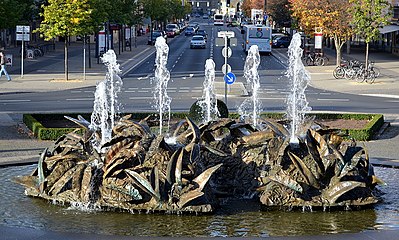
[0,165,398,237]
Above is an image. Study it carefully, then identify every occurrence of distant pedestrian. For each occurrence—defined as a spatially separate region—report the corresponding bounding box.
[0,49,11,81]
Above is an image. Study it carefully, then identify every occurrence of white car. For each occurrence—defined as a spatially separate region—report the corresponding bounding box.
[190,35,206,49]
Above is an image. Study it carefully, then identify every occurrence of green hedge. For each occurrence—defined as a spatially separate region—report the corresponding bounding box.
[23,114,84,140]
[23,112,384,141]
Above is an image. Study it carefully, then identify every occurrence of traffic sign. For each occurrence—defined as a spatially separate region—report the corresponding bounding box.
[16,25,30,33]
[222,64,231,75]
[222,47,232,58]
[224,72,236,85]
[218,31,235,38]
[16,33,30,41]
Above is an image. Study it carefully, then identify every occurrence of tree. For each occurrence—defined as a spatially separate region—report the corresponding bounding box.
[267,0,291,28]
[289,0,353,66]
[349,0,391,69]
[0,0,36,46]
[36,0,93,80]
[241,0,264,18]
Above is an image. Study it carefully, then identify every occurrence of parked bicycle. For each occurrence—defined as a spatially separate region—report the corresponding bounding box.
[333,59,380,84]
[20,44,45,58]
[355,61,377,84]
[304,52,327,66]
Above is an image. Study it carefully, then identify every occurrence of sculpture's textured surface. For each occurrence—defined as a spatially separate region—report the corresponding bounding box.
[16,115,381,213]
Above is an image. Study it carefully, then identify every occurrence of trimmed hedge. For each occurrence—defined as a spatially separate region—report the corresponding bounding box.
[23,112,384,141]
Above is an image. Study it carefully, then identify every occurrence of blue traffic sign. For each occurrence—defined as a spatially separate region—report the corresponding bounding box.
[224,72,236,85]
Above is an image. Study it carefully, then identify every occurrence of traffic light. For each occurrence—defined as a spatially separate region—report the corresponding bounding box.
[227,0,230,7]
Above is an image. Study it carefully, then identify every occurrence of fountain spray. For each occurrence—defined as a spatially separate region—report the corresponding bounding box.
[89,50,123,150]
[198,59,219,123]
[286,33,312,144]
[239,45,261,127]
[154,37,172,135]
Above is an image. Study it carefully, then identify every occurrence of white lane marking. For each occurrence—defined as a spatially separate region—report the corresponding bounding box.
[137,75,151,80]
[258,97,286,100]
[0,99,31,102]
[180,90,190,93]
[317,98,350,102]
[180,87,190,90]
[319,92,332,95]
[138,90,149,93]
[125,90,135,93]
[192,90,202,93]
[129,97,153,100]
[84,91,93,93]
[66,98,92,101]
[361,94,399,99]
[128,87,138,90]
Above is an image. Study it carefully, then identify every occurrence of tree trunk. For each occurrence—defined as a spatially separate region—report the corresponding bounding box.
[64,37,69,81]
[334,37,342,67]
[365,42,369,70]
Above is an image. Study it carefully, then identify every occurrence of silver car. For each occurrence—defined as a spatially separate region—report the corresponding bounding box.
[190,35,206,49]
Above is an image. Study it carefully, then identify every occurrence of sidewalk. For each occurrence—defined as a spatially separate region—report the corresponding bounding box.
[0,34,155,94]
[308,47,399,97]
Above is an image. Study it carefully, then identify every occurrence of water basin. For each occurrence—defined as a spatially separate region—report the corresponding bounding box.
[1,165,398,237]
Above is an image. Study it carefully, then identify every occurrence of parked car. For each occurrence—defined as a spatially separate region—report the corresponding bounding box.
[147,31,167,45]
[202,14,209,19]
[185,27,196,36]
[196,29,207,40]
[272,36,291,48]
[190,35,206,49]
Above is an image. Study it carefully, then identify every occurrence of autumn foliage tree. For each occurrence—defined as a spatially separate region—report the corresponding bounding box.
[241,0,264,18]
[289,0,353,66]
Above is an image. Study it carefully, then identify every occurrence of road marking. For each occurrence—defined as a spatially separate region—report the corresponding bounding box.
[180,90,190,93]
[137,74,151,80]
[138,90,149,93]
[128,87,138,90]
[66,98,92,101]
[125,90,135,93]
[259,97,286,100]
[121,47,154,77]
[70,90,81,93]
[361,94,399,99]
[129,97,153,100]
[319,92,332,95]
[317,98,349,102]
[0,99,31,103]
[192,89,202,93]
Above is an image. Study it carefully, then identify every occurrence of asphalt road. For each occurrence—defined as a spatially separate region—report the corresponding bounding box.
[1,19,399,114]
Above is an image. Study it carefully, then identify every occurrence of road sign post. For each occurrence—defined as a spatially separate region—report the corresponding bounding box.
[218,31,235,105]
[16,25,30,78]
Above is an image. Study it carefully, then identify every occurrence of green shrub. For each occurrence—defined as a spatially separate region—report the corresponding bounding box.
[23,112,384,141]
[189,99,228,123]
